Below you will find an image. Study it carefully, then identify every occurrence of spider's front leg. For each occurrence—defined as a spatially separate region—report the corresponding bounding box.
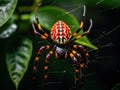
[70,19,93,43]
[32,22,48,40]
[70,5,86,40]
[70,5,93,43]
[33,45,51,80]
[32,16,52,42]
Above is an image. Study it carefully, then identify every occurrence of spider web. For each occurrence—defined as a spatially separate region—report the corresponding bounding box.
[33,1,120,90]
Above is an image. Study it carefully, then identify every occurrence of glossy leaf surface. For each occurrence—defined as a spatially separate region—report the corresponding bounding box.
[6,37,32,89]
[0,0,17,27]
[0,19,17,39]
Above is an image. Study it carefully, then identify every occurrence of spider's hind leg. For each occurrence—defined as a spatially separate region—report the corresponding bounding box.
[44,50,54,82]
[70,50,86,85]
[69,50,80,87]
[73,45,90,66]
[71,44,91,87]
[33,45,50,80]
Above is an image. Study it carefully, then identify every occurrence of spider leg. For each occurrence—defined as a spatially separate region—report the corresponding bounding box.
[32,23,48,40]
[44,50,54,82]
[32,17,52,43]
[69,19,93,43]
[69,50,80,86]
[70,50,85,84]
[55,51,59,59]
[73,45,90,66]
[70,5,86,40]
[33,45,50,80]
[33,4,49,38]
[35,16,49,37]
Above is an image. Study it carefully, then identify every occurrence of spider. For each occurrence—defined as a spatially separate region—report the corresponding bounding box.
[32,5,93,86]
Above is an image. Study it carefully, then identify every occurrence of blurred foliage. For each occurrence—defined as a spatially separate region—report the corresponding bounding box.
[0,0,120,90]
[112,83,120,90]
[0,19,17,39]
[0,0,18,27]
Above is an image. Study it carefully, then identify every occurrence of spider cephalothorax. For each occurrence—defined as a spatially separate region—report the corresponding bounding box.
[32,5,93,87]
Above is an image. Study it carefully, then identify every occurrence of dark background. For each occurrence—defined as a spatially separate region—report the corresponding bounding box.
[0,0,120,90]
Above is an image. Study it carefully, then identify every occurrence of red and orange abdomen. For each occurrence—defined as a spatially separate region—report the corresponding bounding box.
[51,20,71,44]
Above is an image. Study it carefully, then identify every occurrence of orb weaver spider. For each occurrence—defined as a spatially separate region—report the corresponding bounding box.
[32,5,93,86]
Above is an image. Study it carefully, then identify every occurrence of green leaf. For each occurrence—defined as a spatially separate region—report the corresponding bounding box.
[31,6,97,49]
[0,19,17,39]
[6,37,33,89]
[0,0,18,27]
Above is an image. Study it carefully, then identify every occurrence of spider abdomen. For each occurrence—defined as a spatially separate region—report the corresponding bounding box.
[51,20,71,44]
